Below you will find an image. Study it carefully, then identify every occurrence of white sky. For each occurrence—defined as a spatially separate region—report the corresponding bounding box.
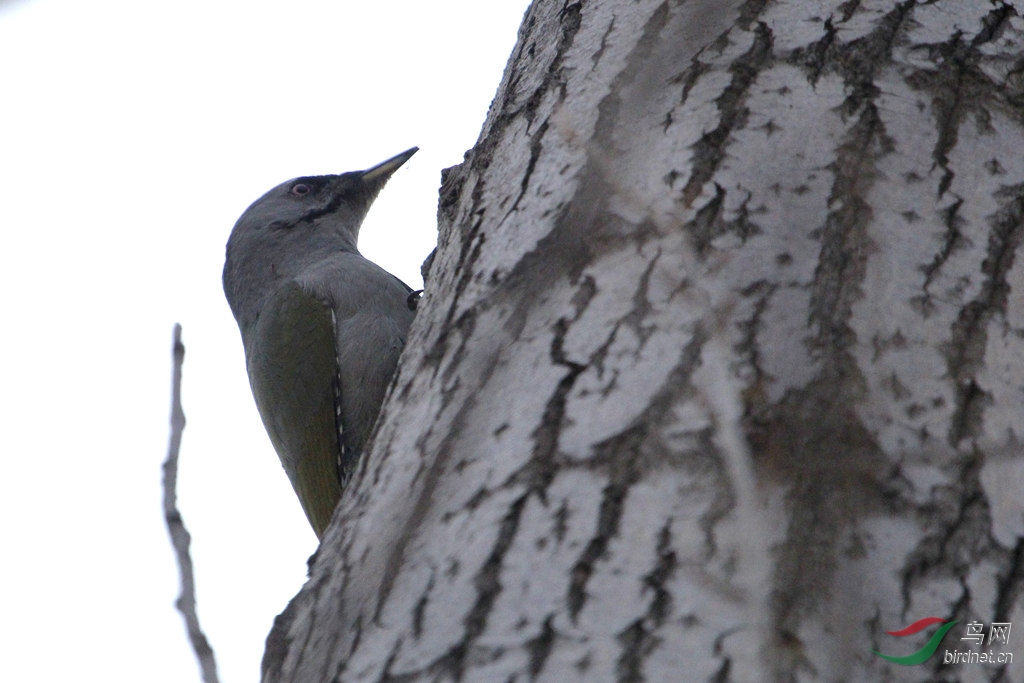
[0,1,529,681]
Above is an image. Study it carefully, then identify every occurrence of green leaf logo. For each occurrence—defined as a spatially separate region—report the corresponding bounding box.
[871,618,959,666]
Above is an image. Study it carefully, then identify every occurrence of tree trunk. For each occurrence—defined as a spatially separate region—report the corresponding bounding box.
[263,1,1024,681]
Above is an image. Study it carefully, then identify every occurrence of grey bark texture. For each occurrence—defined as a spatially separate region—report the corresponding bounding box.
[262,1,1024,681]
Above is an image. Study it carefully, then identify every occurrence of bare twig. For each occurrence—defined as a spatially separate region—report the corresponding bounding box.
[163,324,220,683]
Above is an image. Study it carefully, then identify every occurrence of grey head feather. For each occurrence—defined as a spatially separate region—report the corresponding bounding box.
[223,146,417,332]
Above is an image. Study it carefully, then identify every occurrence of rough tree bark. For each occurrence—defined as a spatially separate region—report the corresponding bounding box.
[263,1,1024,681]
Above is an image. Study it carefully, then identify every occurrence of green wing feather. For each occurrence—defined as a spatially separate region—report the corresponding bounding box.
[246,281,342,539]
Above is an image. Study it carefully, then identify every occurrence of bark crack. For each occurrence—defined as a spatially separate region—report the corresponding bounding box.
[917,198,968,311]
[994,538,1024,623]
[375,638,403,683]
[532,319,587,486]
[613,519,679,682]
[944,184,1024,445]
[446,494,530,681]
[591,15,615,71]
[688,183,760,257]
[788,16,837,86]
[490,0,583,129]
[736,0,769,32]
[974,3,1015,47]
[904,5,1013,199]
[681,22,774,207]
[797,0,913,375]
[526,614,556,680]
[787,1,913,115]
[735,280,777,388]
[567,477,633,621]
[411,571,435,641]
[615,620,655,683]
[373,332,506,627]
[836,1,860,24]
[504,119,550,220]
[644,521,677,628]
[567,331,707,622]
[664,55,709,132]
[809,101,888,366]
[898,453,985,614]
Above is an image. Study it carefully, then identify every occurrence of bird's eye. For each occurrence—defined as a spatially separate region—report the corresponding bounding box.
[290,183,312,197]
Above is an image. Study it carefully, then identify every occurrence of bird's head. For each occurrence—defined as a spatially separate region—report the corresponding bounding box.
[223,147,417,326]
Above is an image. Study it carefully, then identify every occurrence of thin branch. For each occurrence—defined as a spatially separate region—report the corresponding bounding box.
[163,323,220,683]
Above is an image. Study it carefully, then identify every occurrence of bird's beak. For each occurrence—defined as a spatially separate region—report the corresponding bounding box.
[361,147,418,184]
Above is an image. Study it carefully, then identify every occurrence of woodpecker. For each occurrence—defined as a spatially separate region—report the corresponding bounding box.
[223,148,418,539]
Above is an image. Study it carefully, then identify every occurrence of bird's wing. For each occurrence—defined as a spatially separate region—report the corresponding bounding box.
[306,255,416,476]
[333,306,410,469]
[245,280,342,539]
